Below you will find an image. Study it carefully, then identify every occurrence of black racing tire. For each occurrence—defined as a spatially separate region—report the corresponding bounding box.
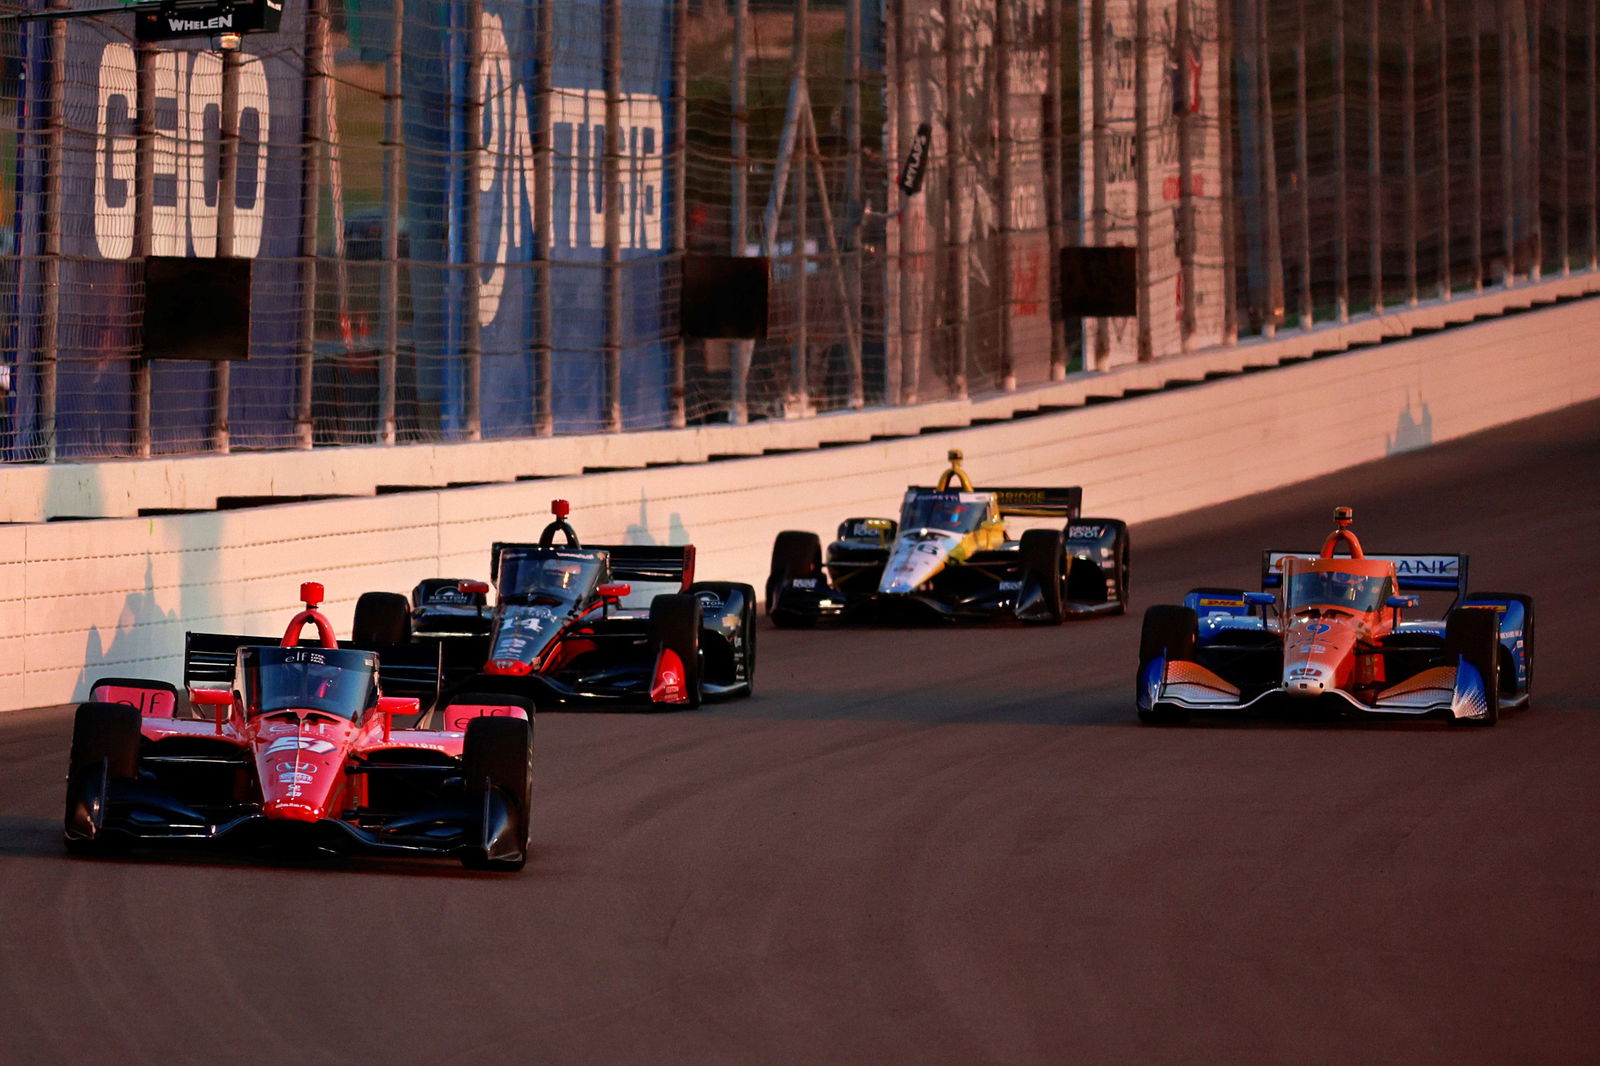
[353,591,413,645]
[1136,606,1198,725]
[1445,607,1501,727]
[64,701,143,854]
[649,593,705,709]
[1018,528,1066,625]
[459,715,534,871]
[1470,592,1534,707]
[1110,523,1132,615]
[767,530,824,622]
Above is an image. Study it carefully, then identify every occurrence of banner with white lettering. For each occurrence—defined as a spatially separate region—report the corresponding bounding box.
[403,0,673,437]
[13,11,307,455]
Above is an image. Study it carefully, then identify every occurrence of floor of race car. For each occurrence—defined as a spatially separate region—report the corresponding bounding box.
[1,399,1597,1063]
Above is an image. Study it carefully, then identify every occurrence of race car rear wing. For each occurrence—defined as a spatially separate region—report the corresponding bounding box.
[489,541,696,591]
[906,486,1083,520]
[184,631,444,705]
[1260,551,1470,596]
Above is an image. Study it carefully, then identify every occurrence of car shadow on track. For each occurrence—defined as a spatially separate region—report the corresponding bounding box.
[0,814,575,880]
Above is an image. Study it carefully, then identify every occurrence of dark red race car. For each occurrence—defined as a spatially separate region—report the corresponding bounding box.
[64,582,536,870]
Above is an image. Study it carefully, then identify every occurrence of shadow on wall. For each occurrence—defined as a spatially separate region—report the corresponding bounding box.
[76,554,179,696]
[624,491,691,547]
[72,511,223,701]
[1387,392,1434,456]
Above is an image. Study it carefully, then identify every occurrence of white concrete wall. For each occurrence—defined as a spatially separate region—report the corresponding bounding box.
[5,289,1600,713]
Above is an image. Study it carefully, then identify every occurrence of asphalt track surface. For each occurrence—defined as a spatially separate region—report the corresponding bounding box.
[4,401,1600,1065]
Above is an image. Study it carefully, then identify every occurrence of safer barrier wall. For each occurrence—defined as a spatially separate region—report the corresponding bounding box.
[4,294,1600,712]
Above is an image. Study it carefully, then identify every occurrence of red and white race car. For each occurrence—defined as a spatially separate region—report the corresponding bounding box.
[64,582,535,870]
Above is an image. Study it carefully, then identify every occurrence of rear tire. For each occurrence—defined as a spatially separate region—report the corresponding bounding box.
[1445,608,1500,726]
[64,701,142,854]
[767,530,823,626]
[353,591,412,644]
[1018,529,1066,625]
[459,716,534,871]
[649,593,705,709]
[1136,606,1197,725]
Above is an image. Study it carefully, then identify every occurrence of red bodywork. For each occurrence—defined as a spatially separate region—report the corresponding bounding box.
[95,581,525,827]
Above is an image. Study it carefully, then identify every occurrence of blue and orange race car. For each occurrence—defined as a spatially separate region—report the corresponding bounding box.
[1137,508,1533,725]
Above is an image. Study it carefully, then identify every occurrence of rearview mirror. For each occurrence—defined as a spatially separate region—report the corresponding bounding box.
[597,582,632,602]
[1386,594,1420,609]
[189,686,232,734]
[458,580,491,597]
[376,695,421,740]
[864,518,894,531]
[1243,592,1276,606]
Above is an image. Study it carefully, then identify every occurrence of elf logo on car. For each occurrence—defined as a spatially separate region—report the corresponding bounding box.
[94,43,271,259]
[263,737,337,757]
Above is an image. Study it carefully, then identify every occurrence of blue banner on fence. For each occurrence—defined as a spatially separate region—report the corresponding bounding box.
[9,10,308,458]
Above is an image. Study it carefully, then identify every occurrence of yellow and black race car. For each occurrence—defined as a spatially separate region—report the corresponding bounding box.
[765,451,1131,626]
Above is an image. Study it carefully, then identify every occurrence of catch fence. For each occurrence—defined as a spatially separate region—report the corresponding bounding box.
[0,0,1593,462]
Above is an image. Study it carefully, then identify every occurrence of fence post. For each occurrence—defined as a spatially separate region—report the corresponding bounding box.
[1134,0,1152,359]
[1470,0,1483,290]
[1438,0,1452,300]
[1366,0,1381,312]
[1332,0,1349,320]
[463,0,483,439]
[214,48,241,453]
[729,0,751,423]
[1217,0,1238,341]
[1176,0,1198,348]
[1044,0,1066,378]
[1293,0,1311,329]
[789,0,811,416]
[1403,0,1418,306]
[603,0,623,432]
[297,0,327,450]
[1500,0,1516,286]
[133,43,154,457]
[1527,0,1542,281]
[882,0,902,402]
[1555,0,1569,275]
[1089,0,1110,367]
[380,0,404,444]
[670,0,688,426]
[943,0,968,394]
[1590,0,1598,269]
[533,0,553,434]
[995,0,1014,386]
[845,0,864,405]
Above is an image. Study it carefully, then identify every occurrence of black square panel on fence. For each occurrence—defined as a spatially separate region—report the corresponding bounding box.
[681,254,770,340]
[1057,246,1138,318]
[141,255,253,361]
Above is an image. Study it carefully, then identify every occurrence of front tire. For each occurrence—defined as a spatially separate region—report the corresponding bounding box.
[1018,529,1066,625]
[649,593,705,709]
[64,701,142,854]
[1445,608,1500,726]
[459,715,534,871]
[1136,606,1198,725]
[1470,592,1534,708]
